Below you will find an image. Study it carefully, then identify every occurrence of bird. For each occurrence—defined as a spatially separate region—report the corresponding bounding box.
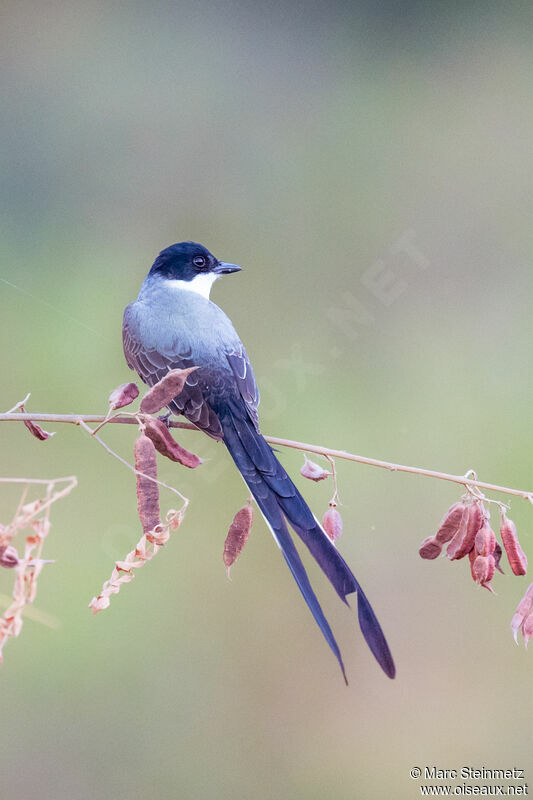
[123,241,395,682]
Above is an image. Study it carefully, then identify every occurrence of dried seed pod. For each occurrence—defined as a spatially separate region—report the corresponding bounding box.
[146,524,171,547]
[322,505,343,542]
[488,526,497,555]
[24,419,55,441]
[446,504,470,559]
[472,554,495,591]
[493,541,504,574]
[166,508,184,531]
[475,521,496,557]
[109,382,139,410]
[483,557,496,592]
[511,582,533,644]
[142,416,202,469]
[434,501,467,544]
[134,433,161,534]
[140,367,199,414]
[468,547,477,581]
[500,512,527,576]
[300,456,331,482]
[223,501,254,577]
[418,536,442,560]
[447,502,483,561]
[0,545,19,568]
[88,595,111,613]
[19,403,54,441]
[19,403,55,441]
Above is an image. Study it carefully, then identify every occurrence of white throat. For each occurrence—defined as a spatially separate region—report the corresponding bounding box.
[166,273,219,300]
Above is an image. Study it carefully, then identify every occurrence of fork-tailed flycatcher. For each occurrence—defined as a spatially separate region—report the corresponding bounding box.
[123,241,395,681]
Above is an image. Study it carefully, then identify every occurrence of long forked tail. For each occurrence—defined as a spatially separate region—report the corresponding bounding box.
[220,402,396,681]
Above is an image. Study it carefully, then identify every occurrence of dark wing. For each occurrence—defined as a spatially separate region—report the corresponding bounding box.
[123,314,224,440]
[226,346,260,432]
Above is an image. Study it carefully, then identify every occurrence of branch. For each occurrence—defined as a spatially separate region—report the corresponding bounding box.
[0,411,196,431]
[2,411,533,504]
[3,384,532,659]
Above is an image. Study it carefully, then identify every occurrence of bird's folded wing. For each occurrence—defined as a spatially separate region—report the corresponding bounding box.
[122,310,224,439]
[225,349,260,432]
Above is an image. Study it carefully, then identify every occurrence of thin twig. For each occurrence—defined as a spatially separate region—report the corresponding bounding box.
[77,420,188,504]
[4,394,31,414]
[0,477,78,538]
[0,476,77,484]
[266,436,533,503]
[90,407,115,435]
[0,412,197,430]
[325,455,340,506]
[10,484,29,528]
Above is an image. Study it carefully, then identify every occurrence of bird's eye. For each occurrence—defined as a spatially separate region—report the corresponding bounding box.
[193,255,206,269]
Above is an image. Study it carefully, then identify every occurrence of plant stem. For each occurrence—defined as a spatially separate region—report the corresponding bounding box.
[2,411,532,503]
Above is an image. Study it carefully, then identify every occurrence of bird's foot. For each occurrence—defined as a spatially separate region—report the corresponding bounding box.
[157,411,171,428]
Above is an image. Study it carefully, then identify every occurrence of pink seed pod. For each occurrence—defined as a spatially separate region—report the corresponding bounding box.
[140,367,199,414]
[483,555,496,592]
[447,502,483,561]
[19,405,54,441]
[511,582,533,644]
[475,521,496,557]
[223,501,254,577]
[472,554,496,591]
[0,545,19,568]
[142,416,202,469]
[418,536,442,560]
[468,547,477,581]
[134,433,161,535]
[434,501,467,544]
[23,419,55,441]
[300,456,331,482]
[500,512,527,576]
[322,505,343,542]
[109,382,139,410]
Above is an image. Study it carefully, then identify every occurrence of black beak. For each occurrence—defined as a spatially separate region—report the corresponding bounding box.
[213,261,242,275]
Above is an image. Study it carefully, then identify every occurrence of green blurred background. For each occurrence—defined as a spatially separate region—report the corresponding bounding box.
[1,2,532,798]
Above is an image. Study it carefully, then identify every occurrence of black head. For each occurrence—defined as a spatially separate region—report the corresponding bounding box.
[148,241,241,282]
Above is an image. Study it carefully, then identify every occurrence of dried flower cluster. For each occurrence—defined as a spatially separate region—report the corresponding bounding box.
[419,495,530,644]
[88,507,184,614]
[419,499,527,588]
[88,372,197,612]
[0,477,76,663]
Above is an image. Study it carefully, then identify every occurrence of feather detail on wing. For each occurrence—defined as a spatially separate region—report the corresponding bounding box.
[122,313,224,439]
[226,349,260,431]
